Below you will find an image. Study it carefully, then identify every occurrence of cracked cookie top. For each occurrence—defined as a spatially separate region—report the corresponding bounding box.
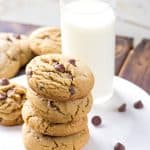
[26,54,94,101]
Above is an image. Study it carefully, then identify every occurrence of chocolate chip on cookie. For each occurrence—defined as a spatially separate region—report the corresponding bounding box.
[54,63,65,73]
[69,86,75,95]
[0,93,7,100]
[0,78,10,86]
[69,59,76,67]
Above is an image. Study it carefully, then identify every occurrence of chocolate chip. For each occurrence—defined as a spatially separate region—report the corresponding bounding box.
[0,93,7,100]
[69,86,75,95]
[68,59,76,67]
[92,116,102,126]
[7,37,12,42]
[15,34,21,39]
[134,100,144,109]
[54,64,65,73]
[118,103,126,112]
[114,142,125,150]
[0,78,10,86]
[7,89,15,98]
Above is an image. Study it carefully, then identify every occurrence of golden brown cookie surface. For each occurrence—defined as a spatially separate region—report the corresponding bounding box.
[26,54,94,101]
[29,27,61,55]
[23,124,89,150]
[22,101,88,136]
[27,88,93,123]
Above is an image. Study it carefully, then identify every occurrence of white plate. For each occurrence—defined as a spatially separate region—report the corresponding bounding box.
[1,75,150,150]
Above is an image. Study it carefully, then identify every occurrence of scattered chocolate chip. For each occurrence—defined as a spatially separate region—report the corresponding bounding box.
[118,103,127,112]
[68,59,76,67]
[0,93,7,100]
[134,100,144,109]
[0,78,10,86]
[54,64,65,73]
[7,37,12,42]
[15,34,21,39]
[114,142,125,150]
[69,86,75,95]
[7,89,15,98]
[92,116,102,126]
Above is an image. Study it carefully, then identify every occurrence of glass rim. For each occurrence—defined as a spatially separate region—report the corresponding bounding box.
[60,0,115,14]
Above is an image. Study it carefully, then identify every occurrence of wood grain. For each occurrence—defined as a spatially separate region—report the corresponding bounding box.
[119,39,150,93]
[115,36,133,75]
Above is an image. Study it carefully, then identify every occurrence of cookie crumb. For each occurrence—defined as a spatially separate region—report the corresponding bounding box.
[118,104,126,112]
[0,78,10,86]
[91,116,102,126]
[134,100,144,109]
[114,142,125,150]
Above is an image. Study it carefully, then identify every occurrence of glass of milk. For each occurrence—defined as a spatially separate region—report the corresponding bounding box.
[60,0,116,104]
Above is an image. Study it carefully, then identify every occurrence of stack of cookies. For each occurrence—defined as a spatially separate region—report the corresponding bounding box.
[22,54,94,150]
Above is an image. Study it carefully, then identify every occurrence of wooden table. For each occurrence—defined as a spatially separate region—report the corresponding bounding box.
[0,21,149,94]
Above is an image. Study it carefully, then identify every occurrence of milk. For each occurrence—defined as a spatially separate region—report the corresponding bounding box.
[60,0,115,103]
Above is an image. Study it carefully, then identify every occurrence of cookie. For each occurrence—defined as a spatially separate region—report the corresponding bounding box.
[27,88,93,123]
[0,33,34,67]
[22,101,87,136]
[0,115,23,126]
[29,27,61,55]
[23,124,89,150]
[26,54,94,101]
[0,78,26,126]
[0,39,20,78]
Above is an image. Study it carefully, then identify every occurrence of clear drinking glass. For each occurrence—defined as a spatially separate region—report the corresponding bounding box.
[60,0,116,104]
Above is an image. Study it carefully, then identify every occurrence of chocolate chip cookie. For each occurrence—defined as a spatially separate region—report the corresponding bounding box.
[27,88,93,123]
[22,101,88,136]
[26,54,94,101]
[0,33,34,67]
[0,78,26,126]
[29,27,61,55]
[23,124,89,150]
[0,39,20,78]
